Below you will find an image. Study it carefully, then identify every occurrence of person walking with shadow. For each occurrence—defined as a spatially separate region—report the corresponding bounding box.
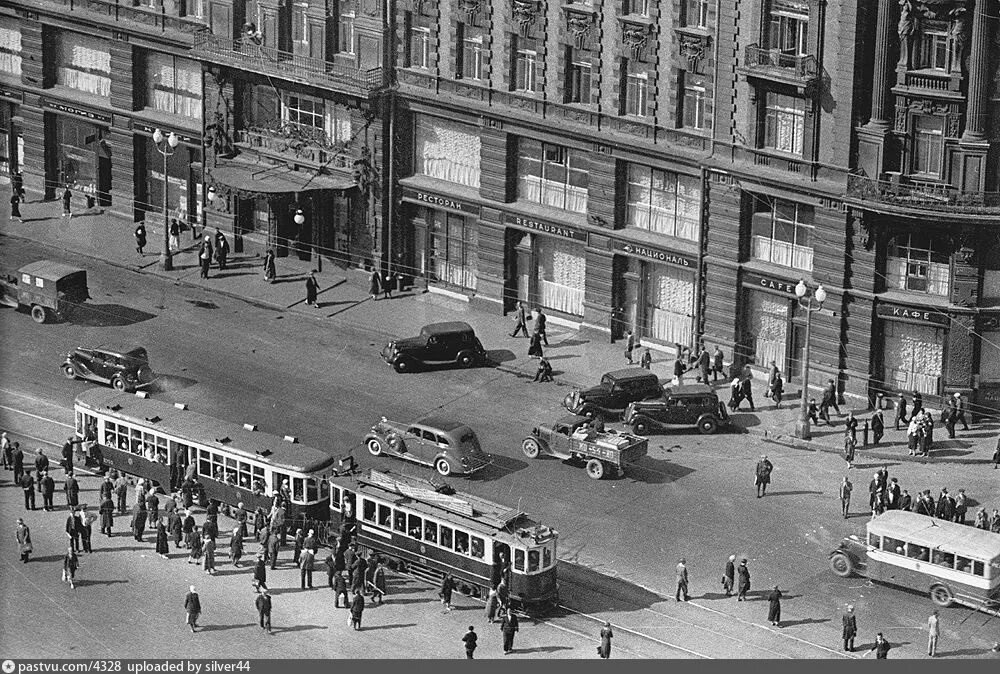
[755,455,773,498]
[500,607,519,654]
[842,605,857,651]
[533,357,553,383]
[256,590,272,634]
[349,589,365,630]
[16,518,32,563]
[869,632,891,659]
[134,222,147,255]
[840,476,853,519]
[382,270,393,299]
[624,330,635,364]
[599,621,613,658]
[767,586,782,627]
[62,188,72,218]
[11,191,22,223]
[214,230,229,270]
[263,249,276,284]
[462,626,478,659]
[533,308,548,346]
[510,301,529,337]
[305,272,320,308]
[369,269,381,300]
[528,331,544,359]
[736,558,751,601]
[184,585,201,633]
[169,219,181,252]
[439,573,455,610]
[198,235,212,279]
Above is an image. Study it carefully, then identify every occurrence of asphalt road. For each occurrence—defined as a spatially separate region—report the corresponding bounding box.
[2,235,999,659]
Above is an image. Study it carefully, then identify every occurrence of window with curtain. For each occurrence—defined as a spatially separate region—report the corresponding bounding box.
[409,25,430,69]
[750,196,814,271]
[279,94,351,146]
[55,32,111,98]
[514,36,541,93]
[763,91,805,155]
[685,0,709,27]
[147,53,202,120]
[430,210,478,290]
[624,65,650,118]
[887,233,950,296]
[682,72,708,130]
[537,236,585,316]
[640,259,694,345]
[459,24,486,80]
[517,139,588,213]
[413,115,481,187]
[918,23,949,70]
[626,164,700,241]
[338,10,355,54]
[883,322,944,394]
[0,26,21,76]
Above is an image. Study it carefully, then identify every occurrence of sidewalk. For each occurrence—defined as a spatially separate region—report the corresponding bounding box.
[4,198,999,465]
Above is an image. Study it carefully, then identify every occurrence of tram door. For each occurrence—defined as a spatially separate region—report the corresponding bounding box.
[492,542,511,588]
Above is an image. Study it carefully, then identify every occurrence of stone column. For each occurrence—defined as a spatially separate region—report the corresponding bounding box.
[867,0,895,128]
[961,0,989,141]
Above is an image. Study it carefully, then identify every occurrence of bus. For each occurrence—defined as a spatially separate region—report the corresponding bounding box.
[829,510,1000,613]
[328,469,559,614]
[74,388,336,519]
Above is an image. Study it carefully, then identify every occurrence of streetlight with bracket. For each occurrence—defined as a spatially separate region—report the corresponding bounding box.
[152,128,180,271]
[794,279,827,440]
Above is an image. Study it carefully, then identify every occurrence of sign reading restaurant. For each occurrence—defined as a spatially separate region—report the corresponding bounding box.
[616,241,693,268]
[744,272,798,295]
[876,301,950,326]
[400,186,478,214]
[504,213,588,241]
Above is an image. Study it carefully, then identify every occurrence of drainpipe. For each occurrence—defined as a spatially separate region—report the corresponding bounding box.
[692,165,708,353]
[384,0,396,278]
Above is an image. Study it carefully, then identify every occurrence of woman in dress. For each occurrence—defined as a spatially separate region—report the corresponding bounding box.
[154,516,169,559]
[187,525,203,564]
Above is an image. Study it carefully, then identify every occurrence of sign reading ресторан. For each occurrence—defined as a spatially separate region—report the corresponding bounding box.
[399,186,478,214]
[616,241,693,268]
[504,213,588,241]
[744,272,798,295]
[876,301,950,326]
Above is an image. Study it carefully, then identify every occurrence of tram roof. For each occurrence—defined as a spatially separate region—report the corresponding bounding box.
[76,388,337,474]
[868,510,1000,560]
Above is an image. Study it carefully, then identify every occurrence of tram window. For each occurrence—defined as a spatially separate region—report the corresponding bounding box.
[528,550,540,572]
[424,520,437,543]
[236,461,251,489]
[471,537,484,559]
[440,526,453,549]
[543,545,552,569]
[408,514,422,538]
[292,478,304,502]
[253,465,265,490]
[455,531,469,555]
[393,510,406,533]
[306,478,319,503]
[130,428,143,454]
[907,544,929,561]
[514,549,525,571]
[272,472,290,497]
[868,533,882,549]
[378,505,391,528]
[362,499,376,523]
[883,537,905,555]
[198,449,212,477]
[931,550,955,569]
[331,486,342,511]
[343,492,356,519]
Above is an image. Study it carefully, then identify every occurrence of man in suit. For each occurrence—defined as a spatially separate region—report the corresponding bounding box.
[184,586,201,633]
[64,471,80,508]
[20,469,36,510]
[66,507,80,552]
[255,590,272,633]
[510,301,528,337]
[533,308,548,346]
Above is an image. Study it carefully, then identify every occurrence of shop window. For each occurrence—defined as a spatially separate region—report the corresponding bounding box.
[537,236,586,316]
[762,92,805,156]
[681,72,709,131]
[54,31,111,98]
[684,0,709,27]
[768,0,809,55]
[408,23,430,69]
[513,36,541,93]
[626,165,699,241]
[750,196,814,271]
[458,24,486,80]
[430,210,478,291]
[887,233,950,296]
[516,139,589,213]
[564,47,592,105]
[883,321,944,395]
[414,115,481,187]
[634,256,694,345]
[0,26,22,76]
[146,53,202,120]
[746,289,789,373]
[911,115,943,177]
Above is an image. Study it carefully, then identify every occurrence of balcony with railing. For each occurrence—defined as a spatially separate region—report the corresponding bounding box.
[235,122,354,170]
[193,31,385,97]
[11,0,207,37]
[738,45,820,92]
[846,173,1000,216]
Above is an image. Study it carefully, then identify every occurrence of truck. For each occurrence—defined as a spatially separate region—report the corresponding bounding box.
[1,260,90,323]
[521,415,649,480]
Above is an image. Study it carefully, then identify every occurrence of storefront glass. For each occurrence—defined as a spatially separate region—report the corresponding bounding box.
[748,291,789,372]
[55,116,100,193]
[537,236,585,316]
[633,258,694,345]
[429,210,477,290]
[55,32,111,98]
[883,321,944,394]
[145,137,195,221]
[414,115,481,188]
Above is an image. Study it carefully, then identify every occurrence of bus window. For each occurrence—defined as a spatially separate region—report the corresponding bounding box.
[543,545,552,569]
[471,537,484,559]
[378,504,391,528]
[393,510,406,532]
[884,537,905,555]
[956,556,973,574]
[362,499,376,523]
[868,533,881,549]
[974,560,985,576]
[331,486,342,511]
[440,526,453,549]
[514,549,525,571]
[931,550,954,569]
[424,520,437,544]
[907,544,929,561]
[408,514,422,538]
[455,531,469,554]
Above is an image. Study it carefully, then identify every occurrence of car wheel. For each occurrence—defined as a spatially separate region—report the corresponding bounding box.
[522,438,541,459]
[435,458,452,477]
[62,364,77,380]
[698,416,719,435]
[631,417,651,436]
[929,584,954,607]
[366,438,384,456]
[456,351,476,368]
[828,552,854,578]
[393,358,414,373]
[111,375,127,392]
[30,305,47,323]
[585,459,606,480]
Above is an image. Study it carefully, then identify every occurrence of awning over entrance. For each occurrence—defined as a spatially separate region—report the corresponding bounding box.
[209,159,356,198]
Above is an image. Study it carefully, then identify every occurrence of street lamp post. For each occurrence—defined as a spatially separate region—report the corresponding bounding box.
[152,128,180,271]
[794,280,827,440]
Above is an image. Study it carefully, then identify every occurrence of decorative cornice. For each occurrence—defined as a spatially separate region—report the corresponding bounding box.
[622,22,652,60]
[512,0,541,36]
[566,10,595,48]
[678,32,711,72]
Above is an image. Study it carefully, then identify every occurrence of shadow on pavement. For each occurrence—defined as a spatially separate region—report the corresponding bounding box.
[68,304,157,327]
[144,374,198,393]
[779,617,830,627]
[271,624,330,634]
[473,455,528,481]
[360,623,418,631]
[628,457,695,484]
[198,623,256,633]
[486,349,518,365]
[555,561,664,613]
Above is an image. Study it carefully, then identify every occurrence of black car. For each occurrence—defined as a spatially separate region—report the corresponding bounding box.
[380,322,487,373]
[623,384,730,435]
[62,344,153,392]
[562,368,664,418]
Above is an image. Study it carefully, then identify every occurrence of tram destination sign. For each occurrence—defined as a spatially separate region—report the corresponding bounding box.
[616,241,693,268]
[876,302,950,326]
[504,213,588,241]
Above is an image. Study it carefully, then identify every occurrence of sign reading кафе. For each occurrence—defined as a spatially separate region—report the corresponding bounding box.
[876,301,950,326]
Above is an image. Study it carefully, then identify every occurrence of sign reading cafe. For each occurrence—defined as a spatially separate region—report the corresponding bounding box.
[744,272,797,295]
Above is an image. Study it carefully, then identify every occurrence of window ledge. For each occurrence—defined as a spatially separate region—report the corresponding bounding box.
[618,13,655,27]
[675,25,711,39]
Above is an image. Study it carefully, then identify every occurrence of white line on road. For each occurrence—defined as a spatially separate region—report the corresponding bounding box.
[556,603,713,659]
[0,403,74,429]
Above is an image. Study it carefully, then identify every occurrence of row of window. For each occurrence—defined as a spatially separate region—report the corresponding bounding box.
[870,533,988,578]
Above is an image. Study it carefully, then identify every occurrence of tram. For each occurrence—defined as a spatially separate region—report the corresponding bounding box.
[73,388,335,519]
[329,469,559,614]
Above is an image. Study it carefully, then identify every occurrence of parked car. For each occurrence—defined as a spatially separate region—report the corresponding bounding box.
[364,416,491,476]
[623,384,730,435]
[380,321,487,373]
[1,260,89,323]
[562,368,664,418]
[522,415,648,480]
[62,344,154,392]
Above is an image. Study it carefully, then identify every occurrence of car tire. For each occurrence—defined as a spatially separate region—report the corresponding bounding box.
[111,375,127,392]
[698,416,719,435]
[62,364,77,380]
[522,438,541,459]
[586,459,606,480]
[30,305,47,324]
[631,417,652,436]
[435,458,452,477]
[828,552,854,578]
[393,358,415,373]
[929,584,954,608]
[456,351,476,368]
[366,438,384,456]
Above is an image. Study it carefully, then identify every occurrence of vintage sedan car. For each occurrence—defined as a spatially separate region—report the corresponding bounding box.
[62,344,154,392]
[380,321,487,373]
[364,416,491,476]
[623,384,730,435]
[522,415,648,480]
[562,368,664,419]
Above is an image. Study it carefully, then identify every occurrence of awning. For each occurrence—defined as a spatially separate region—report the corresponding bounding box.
[209,160,356,198]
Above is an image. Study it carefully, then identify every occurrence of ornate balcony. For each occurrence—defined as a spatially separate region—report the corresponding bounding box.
[18,0,207,35]
[193,31,385,98]
[738,45,820,94]
[235,122,354,170]
[846,173,1000,216]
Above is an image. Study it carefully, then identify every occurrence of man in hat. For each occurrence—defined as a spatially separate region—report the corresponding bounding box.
[842,605,857,651]
[256,589,272,634]
[184,585,201,633]
[953,392,970,431]
[755,455,773,498]
[736,558,751,601]
[839,476,853,519]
